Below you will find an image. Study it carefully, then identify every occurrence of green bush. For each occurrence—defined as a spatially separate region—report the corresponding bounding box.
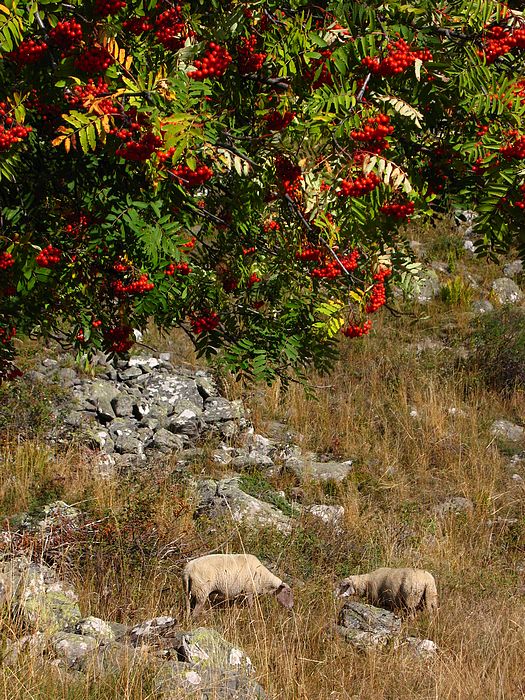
[471,308,525,393]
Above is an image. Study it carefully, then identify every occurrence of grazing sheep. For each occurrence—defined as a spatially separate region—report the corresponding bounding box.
[182,553,293,617]
[336,567,438,615]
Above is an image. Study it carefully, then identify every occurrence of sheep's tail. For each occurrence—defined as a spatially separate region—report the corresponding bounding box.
[182,570,192,618]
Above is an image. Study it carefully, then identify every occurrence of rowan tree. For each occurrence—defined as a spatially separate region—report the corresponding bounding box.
[0,1,524,382]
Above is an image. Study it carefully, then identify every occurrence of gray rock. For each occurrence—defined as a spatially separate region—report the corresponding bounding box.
[154,662,267,699]
[76,616,116,643]
[503,260,523,278]
[195,372,218,400]
[433,497,474,518]
[401,636,438,658]
[491,278,523,305]
[120,366,144,380]
[336,601,402,649]
[167,409,203,438]
[412,269,441,304]
[14,501,82,534]
[0,632,47,667]
[303,504,344,527]
[231,454,275,471]
[197,477,292,533]
[52,632,98,668]
[0,556,81,634]
[130,616,178,646]
[203,397,244,423]
[150,428,184,453]
[491,419,525,443]
[114,434,143,455]
[471,299,494,315]
[112,393,135,418]
[287,458,353,482]
[64,410,86,428]
[175,627,253,670]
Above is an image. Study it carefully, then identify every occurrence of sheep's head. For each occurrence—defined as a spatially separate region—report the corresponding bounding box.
[275,583,294,609]
[336,578,356,597]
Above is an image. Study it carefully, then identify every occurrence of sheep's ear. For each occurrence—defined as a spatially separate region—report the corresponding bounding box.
[275,584,293,609]
[337,579,355,597]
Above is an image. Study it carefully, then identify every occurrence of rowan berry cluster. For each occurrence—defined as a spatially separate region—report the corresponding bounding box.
[243,246,256,255]
[113,259,130,273]
[165,262,191,275]
[362,40,432,76]
[116,132,163,161]
[478,26,525,64]
[0,123,32,151]
[154,6,192,50]
[103,325,133,353]
[380,200,415,220]
[304,49,334,89]
[189,43,232,79]
[341,320,372,338]
[296,245,323,262]
[74,47,114,73]
[500,132,525,159]
[263,111,295,131]
[0,252,15,271]
[157,147,176,163]
[94,0,126,17]
[8,39,48,66]
[92,319,103,328]
[48,19,83,53]
[337,173,381,198]
[275,155,303,198]
[366,282,387,313]
[311,250,359,278]
[111,274,154,296]
[36,245,61,268]
[351,114,393,154]
[514,183,525,210]
[65,78,109,107]
[64,211,92,236]
[0,326,16,344]
[190,312,220,334]
[123,17,153,34]
[263,220,280,232]
[171,163,213,188]
[247,272,261,287]
[238,34,267,74]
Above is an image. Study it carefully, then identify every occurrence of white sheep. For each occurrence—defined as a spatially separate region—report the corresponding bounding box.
[182,553,294,617]
[336,567,438,615]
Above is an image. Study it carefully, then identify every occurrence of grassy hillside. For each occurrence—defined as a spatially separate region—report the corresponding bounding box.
[1,218,524,699]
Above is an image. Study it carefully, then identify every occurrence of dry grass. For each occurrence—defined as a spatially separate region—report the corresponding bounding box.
[1,229,525,698]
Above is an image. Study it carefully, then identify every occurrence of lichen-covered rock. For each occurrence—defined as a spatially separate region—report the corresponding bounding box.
[491,278,523,305]
[303,504,344,527]
[12,501,82,534]
[76,616,117,643]
[154,661,268,699]
[0,556,82,634]
[400,636,438,658]
[52,632,98,668]
[129,616,178,646]
[197,477,292,533]
[286,457,354,482]
[336,601,402,649]
[153,628,266,699]
[491,420,525,443]
[503,260,523,278]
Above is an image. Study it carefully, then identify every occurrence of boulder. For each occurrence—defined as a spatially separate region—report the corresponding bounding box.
[0,556,82,634]
[154,628,267,699]
[197,477,292,533]
[286,457,354,482]
[303,504,344,527]
[491,278,523,305]
[491,420,525,443]
[52,632,98,669]
[76,616,120,643]
[129,616,178,646]
[336,601,402,649]
[503,260,523,278]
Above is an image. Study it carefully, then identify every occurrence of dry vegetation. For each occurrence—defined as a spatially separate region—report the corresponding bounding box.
[1,221,525,699]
